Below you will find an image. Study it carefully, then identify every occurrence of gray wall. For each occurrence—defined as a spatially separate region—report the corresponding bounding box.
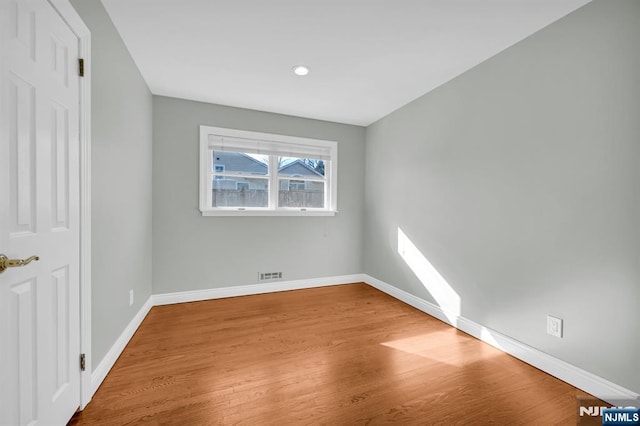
[364,0,640,393]
[153,96,365,294]
[70,0,153,369]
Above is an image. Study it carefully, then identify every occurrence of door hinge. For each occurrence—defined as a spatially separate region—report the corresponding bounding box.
[78,58,85,77]
[80,353,86,371]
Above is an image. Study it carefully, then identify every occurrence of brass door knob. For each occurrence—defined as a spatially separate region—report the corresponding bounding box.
[0,254,40,274]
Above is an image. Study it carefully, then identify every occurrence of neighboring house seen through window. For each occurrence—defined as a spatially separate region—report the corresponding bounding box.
[214,164,225,180]
[288,179,306,190]
[200,126,337,216]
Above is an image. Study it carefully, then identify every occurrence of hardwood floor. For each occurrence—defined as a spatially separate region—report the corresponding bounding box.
[69,283,596,425]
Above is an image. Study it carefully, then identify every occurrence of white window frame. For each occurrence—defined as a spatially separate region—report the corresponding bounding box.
[200,125,338,216]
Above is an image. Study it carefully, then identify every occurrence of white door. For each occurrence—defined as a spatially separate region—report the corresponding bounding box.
[0,0,81,424]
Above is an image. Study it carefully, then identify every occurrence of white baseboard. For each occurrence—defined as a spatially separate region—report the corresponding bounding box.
[89,274,364,396]
[152,274,364,306]
[362,274,640,406]
[89,273,639,408]
[90,296,153,396]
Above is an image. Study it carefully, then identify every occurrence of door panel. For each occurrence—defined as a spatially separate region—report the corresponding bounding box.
[1,0,81,424]
[9,74,36,235]
[8,278,38,425]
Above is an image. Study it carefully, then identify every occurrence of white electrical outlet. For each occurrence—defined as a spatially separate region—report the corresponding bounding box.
[547,315,563,338]
[129,289,134,306]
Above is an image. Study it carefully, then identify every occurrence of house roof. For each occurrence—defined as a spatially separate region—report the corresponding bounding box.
[279,160,324,178]
[215,153,324,178]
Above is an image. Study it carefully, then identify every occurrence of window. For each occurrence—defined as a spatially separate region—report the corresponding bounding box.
[200,125,337,216]
[288,179,306,191]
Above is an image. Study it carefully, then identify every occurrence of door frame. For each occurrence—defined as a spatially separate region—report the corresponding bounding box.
[47,0,92,410]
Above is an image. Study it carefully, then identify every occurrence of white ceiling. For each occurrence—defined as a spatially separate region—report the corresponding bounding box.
[102,0,591,126]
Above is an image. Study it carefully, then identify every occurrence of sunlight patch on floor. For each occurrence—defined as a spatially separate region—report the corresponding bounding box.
[381,330,503,367]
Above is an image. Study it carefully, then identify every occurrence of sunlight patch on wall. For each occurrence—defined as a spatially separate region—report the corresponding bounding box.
[397,227,461,324]
[479,326,506,351]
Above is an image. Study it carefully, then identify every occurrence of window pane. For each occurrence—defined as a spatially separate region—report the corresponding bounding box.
[278,157,325,177]
[213,151,268,175]
[213,177,268,207]
[278,179,325,208]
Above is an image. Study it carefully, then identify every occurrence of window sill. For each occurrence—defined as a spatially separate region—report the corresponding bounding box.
[200,209,337,217]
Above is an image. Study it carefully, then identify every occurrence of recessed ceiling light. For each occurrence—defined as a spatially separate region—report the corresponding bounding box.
[292,65,310,76]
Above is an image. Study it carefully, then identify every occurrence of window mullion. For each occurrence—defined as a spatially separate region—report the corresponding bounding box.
[325,161,331,209]
[207,150,214,209]
[269,155,278,210]
[208,172,213,209]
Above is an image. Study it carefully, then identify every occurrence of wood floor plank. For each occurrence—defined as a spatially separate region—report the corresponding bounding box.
[69,283,599,425]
